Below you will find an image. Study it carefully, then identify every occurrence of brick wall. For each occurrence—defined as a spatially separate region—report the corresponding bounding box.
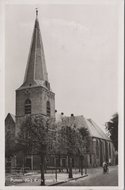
[16,85,55,133]
[16,86,55,117]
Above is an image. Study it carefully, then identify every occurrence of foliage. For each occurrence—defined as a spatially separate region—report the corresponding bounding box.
[5,131,15,158]
[16,115,55,185]
[55,118,89,156]
[105,113,118,151]
[16,115,54,154]
[54,117,90,178]
[78,127,90,153]
[78,127,89,140]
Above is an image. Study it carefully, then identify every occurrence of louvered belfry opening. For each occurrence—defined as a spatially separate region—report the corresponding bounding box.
[25,99,31,114]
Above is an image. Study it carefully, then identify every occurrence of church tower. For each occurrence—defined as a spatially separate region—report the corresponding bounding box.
[16,9,55,132]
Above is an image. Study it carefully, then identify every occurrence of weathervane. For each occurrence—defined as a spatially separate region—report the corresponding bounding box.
[36,8,38,17]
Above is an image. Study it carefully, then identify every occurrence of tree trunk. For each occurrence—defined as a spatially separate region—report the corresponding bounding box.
[68,156,73,178]
[66,156,69,173]
[79,157,81,172]
[40,154,45,186]
[22,154,25,175]
[80,156,83,175]
[84,155,87,174]
[58,154,61,172]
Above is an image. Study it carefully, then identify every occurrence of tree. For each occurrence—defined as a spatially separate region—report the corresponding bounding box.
[78,127,90,173]
[5,131,16,172]
[5,131,16,158]
[105,113,118,151]
[16,115,54,186]
[55,118,86,178]
[78,127,89,140]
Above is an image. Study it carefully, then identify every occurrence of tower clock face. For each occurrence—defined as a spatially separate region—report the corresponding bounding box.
[24,89,30,97]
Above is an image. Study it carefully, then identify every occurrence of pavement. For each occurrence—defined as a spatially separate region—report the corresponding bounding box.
[57,165,118,186]
[5,166,118,186]
[5,169,88,186]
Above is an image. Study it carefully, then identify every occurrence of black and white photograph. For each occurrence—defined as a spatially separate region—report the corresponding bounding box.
[2,0,124,188]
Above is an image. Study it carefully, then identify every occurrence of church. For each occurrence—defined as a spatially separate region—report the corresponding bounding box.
[5,10,115,171]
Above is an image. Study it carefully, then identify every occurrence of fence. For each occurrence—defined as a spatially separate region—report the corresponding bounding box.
[5,167,30,175]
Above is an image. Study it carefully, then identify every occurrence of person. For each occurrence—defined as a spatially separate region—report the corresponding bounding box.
[109,158,111,166]
[102,161,106,167]
[102,161,108,174]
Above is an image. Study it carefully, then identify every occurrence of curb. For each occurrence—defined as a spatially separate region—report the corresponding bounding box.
[49,174,88,186]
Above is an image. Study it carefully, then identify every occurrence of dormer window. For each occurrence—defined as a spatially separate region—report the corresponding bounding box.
[46,101,50,116]
[25,99,31,114]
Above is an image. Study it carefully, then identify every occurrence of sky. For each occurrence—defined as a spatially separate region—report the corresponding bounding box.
[5,1,121,130]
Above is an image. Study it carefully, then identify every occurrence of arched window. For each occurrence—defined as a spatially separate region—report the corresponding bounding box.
[46,101,51,116]
[25,99,31,114]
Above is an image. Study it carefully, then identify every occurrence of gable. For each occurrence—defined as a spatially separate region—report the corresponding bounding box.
[5,113,15,126]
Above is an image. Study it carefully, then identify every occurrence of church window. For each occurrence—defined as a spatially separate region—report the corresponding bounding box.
[46,101,51,116]
[25,99,31,114]
[90,155,92,165]
[109,143,111,157]
[96,140,99,158]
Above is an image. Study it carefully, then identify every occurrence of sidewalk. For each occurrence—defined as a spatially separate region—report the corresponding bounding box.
[5,169,88,186]
[6,166,116,186]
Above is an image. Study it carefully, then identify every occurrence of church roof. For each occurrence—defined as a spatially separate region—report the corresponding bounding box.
[10,113,16,122]
[20,10,48,89]
[87,118,110,140]
[5,113,15,123]
[57,115,110,141]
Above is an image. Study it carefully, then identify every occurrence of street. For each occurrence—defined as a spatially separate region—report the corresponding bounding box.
[57,166,118,186]
[5,165,118,186]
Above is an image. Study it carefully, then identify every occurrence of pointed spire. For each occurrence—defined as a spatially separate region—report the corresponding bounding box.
[22,9,49,88]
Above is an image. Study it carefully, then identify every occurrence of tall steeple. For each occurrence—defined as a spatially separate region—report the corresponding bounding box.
[21,8,49,88]
[16,9,55,137]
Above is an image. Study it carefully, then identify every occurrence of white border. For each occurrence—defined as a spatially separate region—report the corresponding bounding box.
[1,0,124,189]
[117,0,124,189]
[0,0,5,189]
